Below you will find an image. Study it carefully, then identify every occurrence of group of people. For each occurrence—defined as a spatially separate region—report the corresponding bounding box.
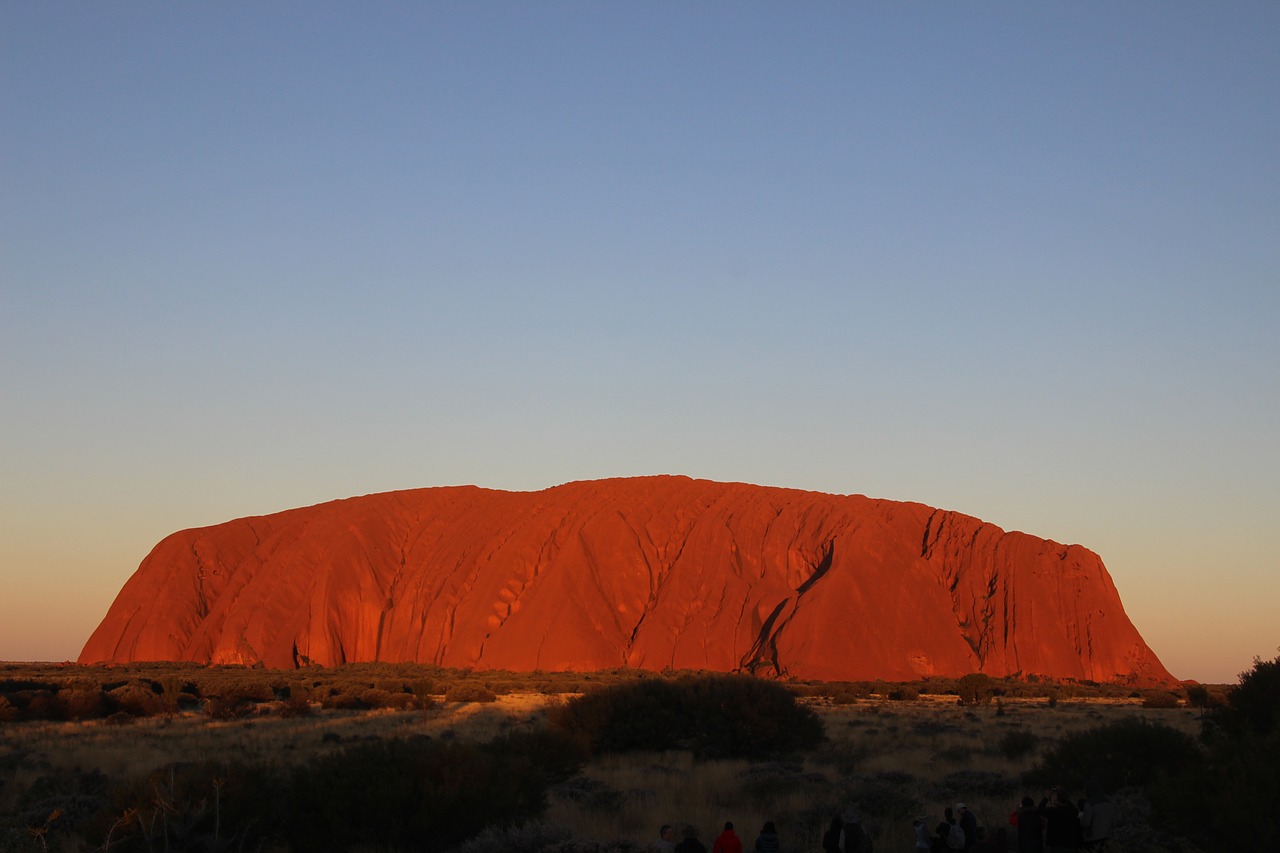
[913,804,999,852]
[1008,785,1115,852]
[654,820,791,853]
[914,786,1114,852]
[653,810,874,853]
[650,786,1112,853]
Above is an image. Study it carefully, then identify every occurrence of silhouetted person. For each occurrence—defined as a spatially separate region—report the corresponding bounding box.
[713,822,743,853]
[839,809,870,853]
[677,825,708,853]
[957,803,978,848]
[755,821,779,853]
[1079,783,1115,849]
[936,807,962,852]
[1011,796,1045,853]
[1039,789,1082,852]
[914,814,933,851]
[823,814,844,853]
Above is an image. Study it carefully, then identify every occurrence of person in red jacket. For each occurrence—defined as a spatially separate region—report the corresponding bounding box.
[713,822,744,853]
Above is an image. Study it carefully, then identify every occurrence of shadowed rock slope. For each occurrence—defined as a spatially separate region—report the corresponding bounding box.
[80,476,1173,683]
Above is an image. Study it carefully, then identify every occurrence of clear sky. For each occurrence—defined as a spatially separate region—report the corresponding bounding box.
[2,3,1276,684]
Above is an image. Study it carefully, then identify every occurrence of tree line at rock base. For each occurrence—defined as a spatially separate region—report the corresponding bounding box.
[0,661,1226,724]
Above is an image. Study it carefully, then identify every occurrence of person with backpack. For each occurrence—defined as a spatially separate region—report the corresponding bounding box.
[934,807,961,852]
[937,806,966,851]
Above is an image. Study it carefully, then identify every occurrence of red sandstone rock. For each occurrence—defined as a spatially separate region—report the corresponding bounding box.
[79,476,1174,684]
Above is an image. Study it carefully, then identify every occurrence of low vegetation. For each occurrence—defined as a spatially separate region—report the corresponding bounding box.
[0,658,1267,852]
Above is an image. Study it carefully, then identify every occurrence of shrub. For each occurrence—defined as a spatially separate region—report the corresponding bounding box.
[956,673,994,706]
[548,673,823,759]
[887,685,919,701]
[838,771,923,836]
[282,730,582,852]
[446,683,499,703]
[1141,691,1181,709]
[1025,717,1203,793]
[1205,653,1280,739]
[85,760,282,851]
[936,769,1019,799]
[56,687,107,721]
[1152,653,1280,851]
[995,729,1040,760]
[205,695,254,720]
[450,820,575,853]
[106,681,165,717]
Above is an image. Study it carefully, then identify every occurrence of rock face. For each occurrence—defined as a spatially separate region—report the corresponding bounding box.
[80,476,1174,683]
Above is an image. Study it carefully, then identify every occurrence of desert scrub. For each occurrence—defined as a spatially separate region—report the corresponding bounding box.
[1025,717,1203,793]
[994,729,1039,760]
[446,683,500,703]
[549,674,823,759]
[284,729,583,852]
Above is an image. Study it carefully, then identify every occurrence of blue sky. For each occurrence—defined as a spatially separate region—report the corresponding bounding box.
[2,2,1277,682]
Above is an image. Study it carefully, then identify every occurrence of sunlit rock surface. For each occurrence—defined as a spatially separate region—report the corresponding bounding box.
[80,476,1173,684]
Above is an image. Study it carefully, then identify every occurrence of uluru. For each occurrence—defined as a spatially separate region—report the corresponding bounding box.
[80,476,1174,684]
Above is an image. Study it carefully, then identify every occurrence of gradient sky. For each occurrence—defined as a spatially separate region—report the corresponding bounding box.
[2,3,1276,684]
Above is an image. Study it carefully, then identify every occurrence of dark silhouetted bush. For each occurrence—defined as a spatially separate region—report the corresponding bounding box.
[283,730,582,852]
[548,674,823,759]
[1151,653,1280,851]
[887,685,919,701]
[1205,653,1280,740]
[1025,717,1202,793]
[956,673,994,706]
[1141,690,1181,708]
[995,729,1039,760]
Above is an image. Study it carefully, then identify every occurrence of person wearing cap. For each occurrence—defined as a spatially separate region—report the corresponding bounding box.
[957,803,978,849]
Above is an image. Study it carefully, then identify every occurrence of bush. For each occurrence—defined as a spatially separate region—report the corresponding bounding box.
[887,685,919,701]
[446,683,499,703]
[995,729,1039,760]
[548,674,824,759]
[1025,717,1203,793]
[283,730,582,852]
[1141,691,1181,709]
[1205,653,1280,739]
[56,687,107,720]
[1152,653,1280,851]
[206,694,256,719]
[106,681,165,717]
[84,760,282,851]
[956,673,994,706]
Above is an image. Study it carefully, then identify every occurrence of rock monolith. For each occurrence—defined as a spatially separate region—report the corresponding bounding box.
[80,476,1173,683]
